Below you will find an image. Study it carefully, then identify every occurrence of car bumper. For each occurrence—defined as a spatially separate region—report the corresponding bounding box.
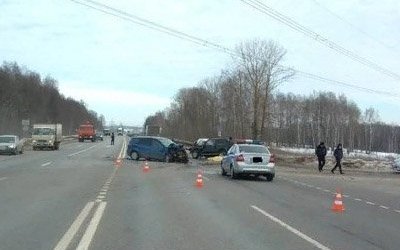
[234,163,275,175]
[0,148,16,153]
[33,142,54,147]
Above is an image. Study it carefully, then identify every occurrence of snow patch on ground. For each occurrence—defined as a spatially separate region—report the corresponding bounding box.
[276,147,400,172]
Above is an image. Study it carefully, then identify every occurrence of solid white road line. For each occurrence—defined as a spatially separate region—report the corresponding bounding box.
[251,205,331,250]
[76,202,107,250]
[54,202,95,250]
[68,145,97,157]
[41,161,52,167]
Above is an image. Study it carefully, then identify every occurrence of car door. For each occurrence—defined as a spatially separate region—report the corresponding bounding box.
[223,145,237,171]
[139,138,153,159]
[202,139,216,155]
[150,139,166,161]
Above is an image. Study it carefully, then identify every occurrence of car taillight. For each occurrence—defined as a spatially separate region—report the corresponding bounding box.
[269,154,275,163]
[236,154,244,162]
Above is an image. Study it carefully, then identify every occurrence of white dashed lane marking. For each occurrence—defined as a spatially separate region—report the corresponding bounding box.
[280,176,398,214]
[252,205,331,250]
[41,161,52,167]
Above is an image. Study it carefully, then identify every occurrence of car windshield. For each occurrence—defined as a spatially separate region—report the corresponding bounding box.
[0,137,15,143]
[158,138,174,147]
[33,128,54,135]
[239,145,269,154]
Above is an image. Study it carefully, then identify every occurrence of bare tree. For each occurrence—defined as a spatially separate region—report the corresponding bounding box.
[234,39,294,139]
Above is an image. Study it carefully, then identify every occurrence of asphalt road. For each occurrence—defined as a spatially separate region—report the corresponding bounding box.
[0,137,399,250]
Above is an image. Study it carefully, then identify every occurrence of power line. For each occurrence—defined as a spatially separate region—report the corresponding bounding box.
[239,0,400,81]
[71,0,237,57]
[296,70,400,98]
[310,0,398,52]
[68,0,400,99]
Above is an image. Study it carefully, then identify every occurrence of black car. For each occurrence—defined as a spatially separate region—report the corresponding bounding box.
[190,138,232,159]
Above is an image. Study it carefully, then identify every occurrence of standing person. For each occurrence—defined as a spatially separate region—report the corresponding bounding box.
[315,142,327,172]
[111,132,115,145]
[331,143,344,174]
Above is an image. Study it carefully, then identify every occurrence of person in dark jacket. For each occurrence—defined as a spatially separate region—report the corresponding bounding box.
[331,143,344,174]
[111,132,115,145]
[315,142,327,172]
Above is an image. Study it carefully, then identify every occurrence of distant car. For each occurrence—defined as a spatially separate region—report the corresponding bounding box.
[0,135,24,155]
[393,157,400,172]
[221,143,275,181]
[96,132,104,141]
[127,136,188,162]
[190,138,232,159]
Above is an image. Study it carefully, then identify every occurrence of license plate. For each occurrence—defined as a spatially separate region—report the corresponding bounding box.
[253,157,262,163]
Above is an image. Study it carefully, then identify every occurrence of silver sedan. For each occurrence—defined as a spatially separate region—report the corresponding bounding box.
[221,144,275,181]
[0,135,24,155]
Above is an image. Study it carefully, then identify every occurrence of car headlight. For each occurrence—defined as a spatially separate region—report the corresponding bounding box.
[49,140,53,144]
[32,140,37,143]
[9,145,16,148]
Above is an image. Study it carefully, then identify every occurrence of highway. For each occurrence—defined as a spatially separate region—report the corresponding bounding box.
[0,136,399,250]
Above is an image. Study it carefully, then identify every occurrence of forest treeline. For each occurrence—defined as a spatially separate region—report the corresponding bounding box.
[144,39,400,153]
[0,62,103,136]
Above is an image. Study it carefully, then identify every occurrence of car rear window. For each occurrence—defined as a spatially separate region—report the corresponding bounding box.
[238,145,269,154]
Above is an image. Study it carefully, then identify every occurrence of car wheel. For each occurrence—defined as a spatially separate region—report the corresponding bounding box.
[230,165,237,179]
[265,174,274,182]
[130,151,139,160]
[221,162,227,176]
[219,149,227,156]
[191,150,199,159]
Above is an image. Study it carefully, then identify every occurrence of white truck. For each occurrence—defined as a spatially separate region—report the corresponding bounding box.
[32,123,62,150]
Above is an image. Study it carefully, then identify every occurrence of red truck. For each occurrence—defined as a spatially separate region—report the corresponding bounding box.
[78,121,96,142]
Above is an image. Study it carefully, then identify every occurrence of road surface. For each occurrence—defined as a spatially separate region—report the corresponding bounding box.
[0,136,399,250]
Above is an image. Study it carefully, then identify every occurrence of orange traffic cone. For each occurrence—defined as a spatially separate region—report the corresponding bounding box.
[331,190,345,212]
[195,171,203,188]
[142,160,150,173]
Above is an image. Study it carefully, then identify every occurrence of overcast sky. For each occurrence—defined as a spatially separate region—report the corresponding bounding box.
[1,0,400,126]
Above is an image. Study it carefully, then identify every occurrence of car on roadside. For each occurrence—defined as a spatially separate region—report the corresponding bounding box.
[127,136,188,163]
[95,131,104,141]
[221,143,275,181]
[0,135,24,155]
[191,138,232,159]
